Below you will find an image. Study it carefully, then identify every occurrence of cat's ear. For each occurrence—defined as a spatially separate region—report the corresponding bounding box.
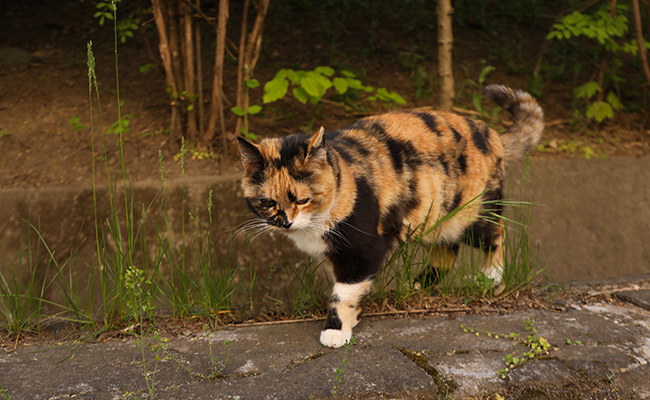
[305,126,326,165]
[237,136,264,174]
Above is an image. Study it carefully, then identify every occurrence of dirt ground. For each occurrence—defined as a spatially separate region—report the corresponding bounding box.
[1,0,650,191]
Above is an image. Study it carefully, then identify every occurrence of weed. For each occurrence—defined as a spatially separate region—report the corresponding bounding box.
[461,319,552,379]
[0,389,9,400]
[0,129,10,138]
[457,62,502,123]
[205,337,232,380]
[68,117,87,131]
[412,65,437,100]
[173,142,221,161]
[566,338,582,346]
[139,63,157,74]
[535,138,608,160]
[231,68,262,141]
[106,111,133,135]
[331,337,355,397]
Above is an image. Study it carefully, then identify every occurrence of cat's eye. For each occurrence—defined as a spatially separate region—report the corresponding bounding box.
[259,199,276,209]
[295,198,310,205]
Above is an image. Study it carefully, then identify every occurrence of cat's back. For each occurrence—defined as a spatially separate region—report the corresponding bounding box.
[323,110,505,181]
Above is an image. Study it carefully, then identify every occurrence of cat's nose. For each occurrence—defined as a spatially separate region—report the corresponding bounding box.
[281,221,293,229]
[270,211,292,229]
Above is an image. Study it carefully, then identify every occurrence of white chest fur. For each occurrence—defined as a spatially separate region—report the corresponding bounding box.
[285,229,329,257]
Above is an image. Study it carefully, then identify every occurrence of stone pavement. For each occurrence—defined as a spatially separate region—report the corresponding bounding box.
[2,281,650,399]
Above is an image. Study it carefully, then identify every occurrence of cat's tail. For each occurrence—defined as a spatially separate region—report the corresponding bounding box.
[483,84,544,160]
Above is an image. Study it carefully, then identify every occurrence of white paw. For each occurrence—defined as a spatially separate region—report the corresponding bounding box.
[320,329,352,348]
[482,266,503,283]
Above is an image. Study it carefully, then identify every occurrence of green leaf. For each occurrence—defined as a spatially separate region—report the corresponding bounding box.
[246,79,261,88]
[346,78,363,90]
[574,81,600,99]
[478,65,496,85]
[231,106,245,117]
[587,101,614,122]
[315,66,335,76]
[472,94,483,113]
[300,75,327,99]
[286,69,301,83]
[607,91,624,110]
[389,92,406,104]
[248,105,262,115]
[263,77,289,103]
[333,77,349,94]
[273,69,289,80]
[293,87,309,104]
[341,70,356,78]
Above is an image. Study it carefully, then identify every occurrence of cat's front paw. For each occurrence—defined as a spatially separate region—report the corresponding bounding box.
[320,329,352,348]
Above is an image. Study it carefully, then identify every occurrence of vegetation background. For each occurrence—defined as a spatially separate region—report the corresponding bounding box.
[1,0,650,191]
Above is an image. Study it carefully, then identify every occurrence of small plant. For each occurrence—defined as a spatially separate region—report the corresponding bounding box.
[206,338,232,380]
[263,66,405,107]
[1,388,10,399]
[566,338,582,346]
[69,117,86,131]
[231,69,261,141]
[173,142,221,161]
[412,65,437,99]
[331,337,356,397]
[0,129,10,138]
[139,63,157,74]
[547,3,643,124]
[573,81,624,123]
[535,138,608,160]
[94,0,139,43]
[459,63,500,120]
[107,112,133,135]
[461,319,552,379]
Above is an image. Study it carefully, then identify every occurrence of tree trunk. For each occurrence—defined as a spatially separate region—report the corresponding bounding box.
[632,0,650,88]
[234,0,250,139]
[182,1,198,142]
[437,0,454,111]
[206,0,229,154]
[195,0,204,135]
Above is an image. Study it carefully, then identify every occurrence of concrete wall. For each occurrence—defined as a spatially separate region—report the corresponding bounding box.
[1,157,649,285]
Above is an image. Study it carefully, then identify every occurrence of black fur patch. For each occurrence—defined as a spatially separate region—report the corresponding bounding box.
[276,134,310,168]
[446,190,463,213]
[326,178,393,283]
[269,209,291,229]
[457,153,468,174]
[462,188,503,251]
[466,118,491,155]
[324,307,343,330]
[414,112,440,136]
[287,190,297,203]
[452,127,463,143]
[364,121,423,173]
[326,150,342,190]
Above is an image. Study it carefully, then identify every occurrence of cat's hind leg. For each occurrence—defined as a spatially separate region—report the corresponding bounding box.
[416,243,459,287]
[320,280,372,348]
[464,218,505,283]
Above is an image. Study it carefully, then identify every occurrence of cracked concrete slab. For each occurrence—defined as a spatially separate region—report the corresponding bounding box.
[3,289,650,399]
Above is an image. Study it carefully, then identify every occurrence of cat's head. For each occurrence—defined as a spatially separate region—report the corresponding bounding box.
[237,127,336,232]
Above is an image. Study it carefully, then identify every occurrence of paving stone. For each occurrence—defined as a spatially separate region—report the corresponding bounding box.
[617,289,650,311]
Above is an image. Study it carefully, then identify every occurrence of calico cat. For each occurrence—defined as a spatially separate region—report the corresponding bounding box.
[236,84,543,348]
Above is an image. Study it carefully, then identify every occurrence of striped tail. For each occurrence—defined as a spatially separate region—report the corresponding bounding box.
[483,84,544,160]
